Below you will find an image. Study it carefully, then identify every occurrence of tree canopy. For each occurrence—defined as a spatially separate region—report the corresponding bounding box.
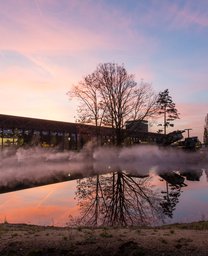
[68,63,159,145]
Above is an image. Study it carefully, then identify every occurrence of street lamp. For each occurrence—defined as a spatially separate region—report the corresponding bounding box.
[184,128,192,138]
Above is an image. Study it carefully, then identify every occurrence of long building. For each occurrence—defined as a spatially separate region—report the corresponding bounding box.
[0,114,164,149]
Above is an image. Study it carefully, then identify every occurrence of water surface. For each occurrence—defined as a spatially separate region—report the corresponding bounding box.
[0,169,207,227]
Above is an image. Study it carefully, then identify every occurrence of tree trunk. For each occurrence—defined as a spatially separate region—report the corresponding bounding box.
[115,128,123,146]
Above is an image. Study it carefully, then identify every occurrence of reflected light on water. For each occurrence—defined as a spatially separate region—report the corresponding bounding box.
[0,170,208,226]
[168,171,208,224]
[0,181,79,226]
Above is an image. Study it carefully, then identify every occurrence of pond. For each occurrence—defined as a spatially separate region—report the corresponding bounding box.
[0,145,208,227]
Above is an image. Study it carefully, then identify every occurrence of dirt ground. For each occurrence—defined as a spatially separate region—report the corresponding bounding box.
[1,222,208,256]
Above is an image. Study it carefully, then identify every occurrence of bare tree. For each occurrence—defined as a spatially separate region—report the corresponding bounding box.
[131,81,159,121]
[96,64,159,145]
[67,73,105,142]
[68,63,159,146]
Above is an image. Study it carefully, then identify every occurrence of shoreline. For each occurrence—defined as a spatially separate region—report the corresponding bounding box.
[1,221,208,255]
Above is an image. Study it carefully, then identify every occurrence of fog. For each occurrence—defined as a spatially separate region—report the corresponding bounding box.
[0,143,207,190]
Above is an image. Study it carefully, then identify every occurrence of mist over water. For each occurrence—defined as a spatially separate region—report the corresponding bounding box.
[0,142,207,188]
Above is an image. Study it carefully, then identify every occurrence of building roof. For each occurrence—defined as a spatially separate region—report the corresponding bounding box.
[0,114,113,135]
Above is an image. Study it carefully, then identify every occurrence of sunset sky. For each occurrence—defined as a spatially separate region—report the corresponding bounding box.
[0,0,208,140]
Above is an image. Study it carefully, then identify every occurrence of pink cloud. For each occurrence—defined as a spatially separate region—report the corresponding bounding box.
[133,64,158,83]
[0,0,206,136]
[0,0,148,55]
[0,1,156,124]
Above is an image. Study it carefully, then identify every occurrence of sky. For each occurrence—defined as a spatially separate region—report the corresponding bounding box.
[0,0,208,141]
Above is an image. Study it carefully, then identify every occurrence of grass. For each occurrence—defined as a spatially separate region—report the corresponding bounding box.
[100,229,113,238]
[160,238,168,244]
[174,237,193,249]
[77,226,82,232]
[26,250,42,256]
[11,233,19,238]
[175,238,193,244]
[0,222,207,256]
[163,221,208,230]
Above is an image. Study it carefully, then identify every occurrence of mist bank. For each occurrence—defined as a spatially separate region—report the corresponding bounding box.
[0,143,207,192]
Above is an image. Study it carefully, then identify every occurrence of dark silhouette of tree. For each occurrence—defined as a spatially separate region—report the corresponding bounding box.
[103,172,164,226]
[159,172,186,218]
[204,127,208,145]
[68,63,158,146]
[157,89,180,135]
[95,64,158,145]
[204,115,208,146]
[67,74,105,143]
[160,182,182,218]
[76,171,165,227]
[75,174,107,226]
[180,169,203,181]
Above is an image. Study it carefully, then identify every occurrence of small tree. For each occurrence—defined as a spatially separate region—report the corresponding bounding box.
[156,89,180,135]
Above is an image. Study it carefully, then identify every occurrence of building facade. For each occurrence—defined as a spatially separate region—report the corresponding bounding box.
[125,120,148,133]
[0,114,164,149]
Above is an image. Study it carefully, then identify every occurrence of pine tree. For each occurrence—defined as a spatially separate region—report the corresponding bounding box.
[157,89,179,134]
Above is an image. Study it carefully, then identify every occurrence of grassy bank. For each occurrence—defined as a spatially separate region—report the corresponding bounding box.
[0,222,208,255]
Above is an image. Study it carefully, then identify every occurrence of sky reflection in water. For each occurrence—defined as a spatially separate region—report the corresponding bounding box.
[0,170,208,227]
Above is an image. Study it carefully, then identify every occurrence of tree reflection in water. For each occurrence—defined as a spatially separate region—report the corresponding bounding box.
[75,171,168,227]
[159,172,187,218]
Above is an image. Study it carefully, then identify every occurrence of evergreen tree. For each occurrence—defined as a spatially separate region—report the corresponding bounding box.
[157,89,180,134]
